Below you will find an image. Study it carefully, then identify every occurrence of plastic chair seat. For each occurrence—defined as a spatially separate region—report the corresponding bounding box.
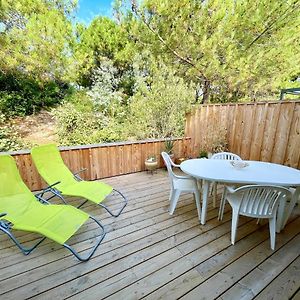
[173,177,197,191]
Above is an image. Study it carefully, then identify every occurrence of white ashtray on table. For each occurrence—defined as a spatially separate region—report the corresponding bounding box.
[230,160,249,170]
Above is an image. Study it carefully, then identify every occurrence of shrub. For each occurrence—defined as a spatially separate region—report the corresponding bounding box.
[0,71,72,116]
[127,55,194,139]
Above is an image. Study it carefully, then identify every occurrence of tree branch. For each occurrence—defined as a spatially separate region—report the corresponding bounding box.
[130,0,205,80]
[246,0,300,49]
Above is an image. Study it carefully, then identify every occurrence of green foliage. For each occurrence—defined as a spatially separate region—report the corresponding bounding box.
[74,16,135,86]
[54,93,128,145]
[127,54,194,139]
[198,150,208,159]
[0,71,72,116]
[54,102,99,145]
[1,0,76,81]
[128,0,300,102]
[164,138,174,154]
[2,0,300,150]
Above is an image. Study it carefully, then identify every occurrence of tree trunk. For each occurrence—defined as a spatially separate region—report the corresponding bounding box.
[201,80,210,104]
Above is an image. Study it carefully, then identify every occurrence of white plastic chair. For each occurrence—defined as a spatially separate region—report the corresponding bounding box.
[161,152,201,220]
[219,185,290,250]
[210,152,242,207]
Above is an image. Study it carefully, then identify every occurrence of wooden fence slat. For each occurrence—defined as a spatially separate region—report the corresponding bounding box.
[184,101,300,168]
[284,104,300,168]
[249,103,268,161]
[271,102,295,164]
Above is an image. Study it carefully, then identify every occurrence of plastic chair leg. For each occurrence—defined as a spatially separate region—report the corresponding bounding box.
[269,217,276,250]
[231,209,239,245]
[194,189,201,221]
[169,190,181,215]
[213,183,218,208]
[169,189,174,202]
[218,189,227,221]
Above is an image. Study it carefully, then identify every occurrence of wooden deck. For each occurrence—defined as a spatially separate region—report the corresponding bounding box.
[0,170,299,300]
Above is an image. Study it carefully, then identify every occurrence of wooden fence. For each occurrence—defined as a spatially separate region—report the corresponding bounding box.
[7,138,191,191]
[185,100,300,169]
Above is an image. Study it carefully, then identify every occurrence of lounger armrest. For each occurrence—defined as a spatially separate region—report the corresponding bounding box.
[47,181,61,189]
[0,213,11,229]
[73,168,87,181]
[35,181,61,203]
[0,213,7,219]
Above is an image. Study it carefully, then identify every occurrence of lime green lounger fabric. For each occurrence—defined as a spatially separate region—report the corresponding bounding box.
[0,155,89,245]
[31,144,113,204]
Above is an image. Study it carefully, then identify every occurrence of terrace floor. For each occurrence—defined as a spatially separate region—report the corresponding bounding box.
[0,170,300,300]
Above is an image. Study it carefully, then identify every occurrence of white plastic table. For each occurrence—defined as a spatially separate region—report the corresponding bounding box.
[180,159,300,227]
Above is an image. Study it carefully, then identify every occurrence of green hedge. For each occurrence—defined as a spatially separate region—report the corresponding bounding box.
[0,72,72,116]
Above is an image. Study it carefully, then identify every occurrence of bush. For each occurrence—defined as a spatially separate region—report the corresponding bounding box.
[0,71,72,116]
[127,55,194,139]
[54,100,128,146]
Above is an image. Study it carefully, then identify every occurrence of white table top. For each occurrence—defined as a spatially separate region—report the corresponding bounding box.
[180,159,300,186]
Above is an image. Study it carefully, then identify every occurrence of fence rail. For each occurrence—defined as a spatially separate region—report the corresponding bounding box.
[185,100,300,169]
[7,138,191,191]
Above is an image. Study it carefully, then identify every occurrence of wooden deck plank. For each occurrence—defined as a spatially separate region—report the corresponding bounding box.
[254,255,300,300]
[143,221,270,300]
[0,196,199,274]
[180,218,300,300]
[218,234,300,300]
[103,220,256,300]
[0,170,299,300]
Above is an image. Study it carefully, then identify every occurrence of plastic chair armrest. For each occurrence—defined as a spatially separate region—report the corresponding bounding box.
[171,162,181,168]
[173,174,194,180]
[225,185,237,194]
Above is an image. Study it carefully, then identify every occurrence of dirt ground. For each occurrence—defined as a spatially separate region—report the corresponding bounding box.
[12,110,58,145]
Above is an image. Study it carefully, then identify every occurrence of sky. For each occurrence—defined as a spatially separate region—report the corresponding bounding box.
[76,0,114,24]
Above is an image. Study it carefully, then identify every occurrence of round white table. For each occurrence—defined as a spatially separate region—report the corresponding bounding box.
[180,159,300,227]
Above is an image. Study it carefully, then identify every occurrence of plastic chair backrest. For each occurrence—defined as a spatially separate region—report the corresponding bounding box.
[211,152,241,161]
[0,155,36,219]
[31,144,77,188]
[233,185,290,217]
[161,152,176,187]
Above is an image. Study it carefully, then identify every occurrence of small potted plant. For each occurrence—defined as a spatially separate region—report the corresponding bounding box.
[199,150,208,158]
[145,154,158,173]
[164,138,175,161]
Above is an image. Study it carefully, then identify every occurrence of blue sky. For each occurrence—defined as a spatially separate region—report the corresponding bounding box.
[76,0,114,24]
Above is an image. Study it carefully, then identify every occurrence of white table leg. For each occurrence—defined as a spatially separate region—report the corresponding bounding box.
[281,187,300,230]
[201,180,210,225]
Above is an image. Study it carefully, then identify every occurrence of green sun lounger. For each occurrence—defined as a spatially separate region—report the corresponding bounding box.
[0,155,105,261]
[31,144,127,217]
